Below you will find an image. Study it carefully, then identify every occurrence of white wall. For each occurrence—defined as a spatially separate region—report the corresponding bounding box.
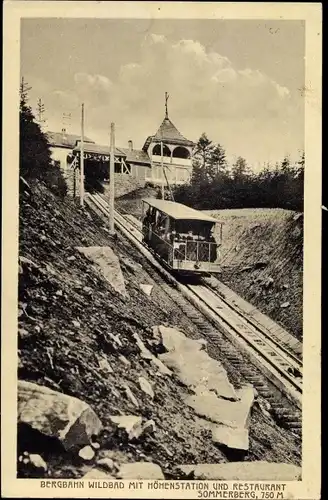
[147,162,191,185]
[49,146,71,172]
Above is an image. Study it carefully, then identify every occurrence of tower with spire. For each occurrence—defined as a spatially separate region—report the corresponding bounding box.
[142,93,195,185]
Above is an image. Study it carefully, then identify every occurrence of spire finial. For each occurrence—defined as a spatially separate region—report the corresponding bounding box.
[165,92,169,119]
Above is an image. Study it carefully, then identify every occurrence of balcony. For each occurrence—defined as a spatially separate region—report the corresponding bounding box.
[151,155,192,167]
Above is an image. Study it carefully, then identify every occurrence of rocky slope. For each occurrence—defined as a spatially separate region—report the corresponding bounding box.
[17,182,301,479]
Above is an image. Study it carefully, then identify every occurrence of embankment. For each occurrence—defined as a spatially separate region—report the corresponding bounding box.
[207,208,303,340]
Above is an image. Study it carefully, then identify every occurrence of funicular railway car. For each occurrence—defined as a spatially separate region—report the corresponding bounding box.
[141,198,223,274]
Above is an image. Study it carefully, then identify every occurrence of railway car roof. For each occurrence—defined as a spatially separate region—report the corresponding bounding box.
[142,198,223,223]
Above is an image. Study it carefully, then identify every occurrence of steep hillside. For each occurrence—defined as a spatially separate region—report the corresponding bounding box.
[207,209,303,340]
[17,183,301,479]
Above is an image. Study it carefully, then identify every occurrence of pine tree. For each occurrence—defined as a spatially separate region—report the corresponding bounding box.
[208,143,227,180]
[280,155,294,175]
[259,162,273,180]
[191,157,207,185]
[20,77,32,110]
[36,98,46,130]
[231,156,249,180]
[193,133,214,169]
[193,133,227,182]
[296,150,305,178]
[19,77,67,196]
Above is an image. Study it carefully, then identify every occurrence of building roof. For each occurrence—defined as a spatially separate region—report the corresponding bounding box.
[47,131,95,149]
[118,147,151,165]
[73,142,126,157]
[142,198,221,223]
[73,142,151,165]
[154,118,194,144]
[142,117,195,151]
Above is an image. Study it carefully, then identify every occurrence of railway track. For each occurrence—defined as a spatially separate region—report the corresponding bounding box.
[204,276,303,362]
[184,283,302,397]
[86,192,302,432]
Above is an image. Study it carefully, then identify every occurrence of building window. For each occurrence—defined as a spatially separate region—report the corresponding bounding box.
[124,163,132,174]
[114,162,122,174]
[114,161,131,175]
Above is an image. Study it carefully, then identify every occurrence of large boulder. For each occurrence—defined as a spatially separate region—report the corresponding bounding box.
[159,349,237,400]
[76,246,127,297]
[132,332,172,376]
[118,462,165,479]
[185,385,255,428]
[108,416,156,441]
[138,376,155,399]
[109,415,142,438]
[18,380,102,450]
[153,325,206,353]
[83,468,115,479]
[193,415,250,451]
[185,385,255,451]
[177,462,301,480]
[211,424,249,451]
[153,325,203,352]
[139,284,153,296]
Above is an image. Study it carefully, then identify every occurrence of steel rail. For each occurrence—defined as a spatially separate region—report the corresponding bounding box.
[203,280,302,366]
[205,276,302,363]
[186,283,302,394]
[86,193,302,407]
[115,202,302,374]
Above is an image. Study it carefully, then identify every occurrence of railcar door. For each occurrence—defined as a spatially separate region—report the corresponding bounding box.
[142,202,155,245]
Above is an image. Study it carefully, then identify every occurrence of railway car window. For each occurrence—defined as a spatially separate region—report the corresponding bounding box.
[164,217,170,237]
[143,207,152,225]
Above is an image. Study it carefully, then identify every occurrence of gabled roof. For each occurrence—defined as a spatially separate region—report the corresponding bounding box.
[47,131,95,149]
[73,143,126,157]
[142,198,221,223]
[73,143,151,165]
[118,147,151,165]
[142,118,195,151]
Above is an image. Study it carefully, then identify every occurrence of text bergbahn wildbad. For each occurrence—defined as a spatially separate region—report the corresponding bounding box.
[40,480,289,498]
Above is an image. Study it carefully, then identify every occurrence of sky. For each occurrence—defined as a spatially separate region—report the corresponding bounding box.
[21,18,305,169]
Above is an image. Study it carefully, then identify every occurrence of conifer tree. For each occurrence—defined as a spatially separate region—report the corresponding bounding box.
[19,77,67,196]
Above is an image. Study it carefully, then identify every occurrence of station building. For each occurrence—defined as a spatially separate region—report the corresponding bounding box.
[142,112,195,185]
[47,129,95,172]
[48,108,195,196]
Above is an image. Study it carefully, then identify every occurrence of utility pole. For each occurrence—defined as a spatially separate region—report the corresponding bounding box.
[19,77,32,106]
[80,103,85,207]
[161,91,170,200]
[109,122,115,232]
[62,112,72,133]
